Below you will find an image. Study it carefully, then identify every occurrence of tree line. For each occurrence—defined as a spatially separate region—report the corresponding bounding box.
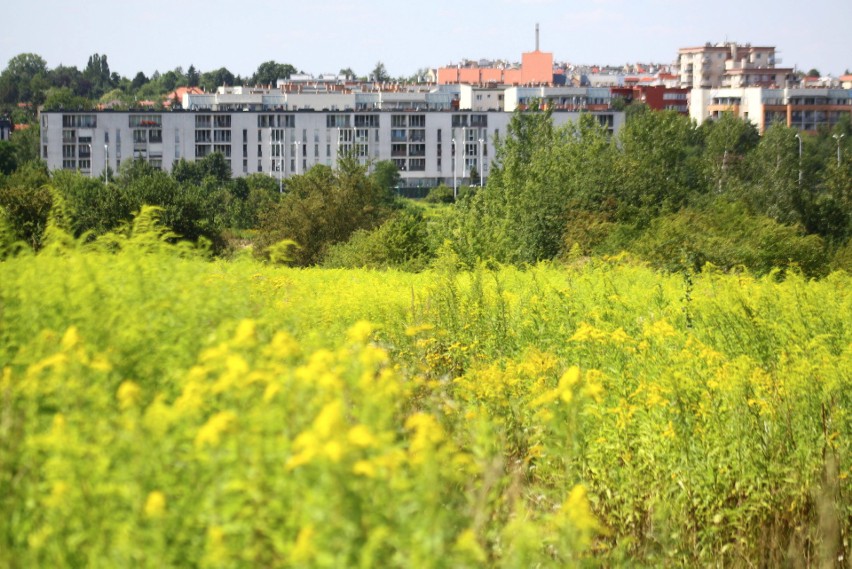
[1,52,411,124]
[1,107,851,276]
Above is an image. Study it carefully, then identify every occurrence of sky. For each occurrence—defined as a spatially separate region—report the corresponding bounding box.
[3,0,851,80]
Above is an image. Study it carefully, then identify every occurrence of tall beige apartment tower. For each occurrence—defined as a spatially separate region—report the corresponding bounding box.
[678,42,795,89]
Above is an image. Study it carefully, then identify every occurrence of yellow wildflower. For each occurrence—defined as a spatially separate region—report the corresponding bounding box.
[347,425,377,448]
[144,490,166,518]
[195,411,237,449]
[291,525,316,564]
[116,380,142,410]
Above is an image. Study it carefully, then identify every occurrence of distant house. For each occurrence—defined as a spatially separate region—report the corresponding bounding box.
[163,86,204,109]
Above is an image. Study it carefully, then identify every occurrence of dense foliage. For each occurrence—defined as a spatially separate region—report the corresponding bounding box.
[0,222,849,566]
[439,108,851,275]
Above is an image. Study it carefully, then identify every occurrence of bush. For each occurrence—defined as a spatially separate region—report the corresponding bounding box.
[424,184,455,204]
[630,200,828,276]
[322,206,433,271]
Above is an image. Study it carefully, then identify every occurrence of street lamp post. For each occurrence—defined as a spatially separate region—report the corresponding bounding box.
[795,133,802,187]
[834,133,845,167]
[451,137,457,200]
[462,126,467,186]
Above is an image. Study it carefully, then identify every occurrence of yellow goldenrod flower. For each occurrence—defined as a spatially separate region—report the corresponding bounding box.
[144,490,166,518]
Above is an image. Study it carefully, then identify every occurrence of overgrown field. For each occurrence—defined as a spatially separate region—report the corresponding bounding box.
[1,231,850,567]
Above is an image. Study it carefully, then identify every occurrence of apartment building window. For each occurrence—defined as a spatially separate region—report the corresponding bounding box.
[242,129,248,143]
[63,129,76,143]
[326,115,350,128]
[129,115,162,127]
[355,115,380,128]
[391,129,406,142]
[409,115,425,127]
[175,129,180,159]
[195,115,212,128]
[258,160,263,172]
[214,116,231,128]
[133,130,147,143]
[391,115,406,128]
[409,130,425,142]
[243,159,248,173]
[392,144,406,157]
[63,115,96,128]
[62,145,76,158]
[452,115,469,128]
[243,144,248,158]
[409,144,426,157]
[213,130,231,143]
[63,159,76,169]
[408,158,425,171]
[195,131,212,143]
[149,129,163,143]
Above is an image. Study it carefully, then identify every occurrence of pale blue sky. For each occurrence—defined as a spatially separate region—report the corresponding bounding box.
[4,0,851,78]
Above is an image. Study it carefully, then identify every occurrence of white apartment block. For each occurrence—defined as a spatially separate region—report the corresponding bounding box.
[40,108,624,188]
[689,86,852,132]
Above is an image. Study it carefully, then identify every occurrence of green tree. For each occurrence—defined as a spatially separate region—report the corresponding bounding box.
[251,61,297,86]
[0,53,49,104]
[0,141,16,175]
[256,158,394,265]
[49,65,85,97]
[83,53,114,99]
[371,62,390,83]
[43,87,95,111]
[130,71,149,92]
[370,160,400,202]
[186,65,200,88]
[700,112,760,193]
[743,123,802,223]
[200,68,235,92]
[615,110,703,220]
[10,124,40,165]
[0,161,51,249]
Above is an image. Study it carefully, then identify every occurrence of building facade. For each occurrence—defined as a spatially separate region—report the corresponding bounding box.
[689,86,852,133]
[678,42,795,90]
[40,108,624,188]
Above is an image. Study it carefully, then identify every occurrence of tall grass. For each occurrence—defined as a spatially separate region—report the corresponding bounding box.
[0,225,849,566]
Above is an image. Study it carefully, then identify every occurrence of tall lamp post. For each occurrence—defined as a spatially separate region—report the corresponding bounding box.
[834,133,845,167]
[461,126,467,187]
[795,133,802,187]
